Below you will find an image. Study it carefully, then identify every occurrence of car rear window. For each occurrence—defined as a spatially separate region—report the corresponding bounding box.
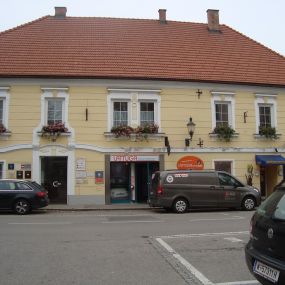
[257,190,285,220]
[151,172,160,190]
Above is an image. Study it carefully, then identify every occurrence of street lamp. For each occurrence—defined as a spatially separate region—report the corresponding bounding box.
[185,117,196,147]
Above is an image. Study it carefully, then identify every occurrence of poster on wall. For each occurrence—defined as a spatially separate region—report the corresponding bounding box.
[76,158,86,171]
[95,171,104,184]
[177,156,204,170]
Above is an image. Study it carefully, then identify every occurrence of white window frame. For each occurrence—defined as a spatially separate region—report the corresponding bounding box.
[107,89,161,132]
[108,93,132,131]
[46,98,65,125]
[255,94,277,133]
[40,88,69,127]
[211,92,235,130]
[138,93,160,127]
[0,87,10,129]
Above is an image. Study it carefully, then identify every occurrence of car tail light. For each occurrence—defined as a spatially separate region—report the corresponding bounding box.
[36,191,46,198]
[157,184,164,196]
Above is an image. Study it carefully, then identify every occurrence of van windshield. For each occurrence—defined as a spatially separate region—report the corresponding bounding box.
[218,173,243,187]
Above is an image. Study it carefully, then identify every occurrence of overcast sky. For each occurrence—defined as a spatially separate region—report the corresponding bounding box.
[1,0,284,57]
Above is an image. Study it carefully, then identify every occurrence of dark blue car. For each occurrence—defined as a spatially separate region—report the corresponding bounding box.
[0,180,49,214]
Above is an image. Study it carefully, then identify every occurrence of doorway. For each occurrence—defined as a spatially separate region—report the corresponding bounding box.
[110,162,130,203]
[41,157,68,204]
[135,162,159,203]
[260,165,278,197]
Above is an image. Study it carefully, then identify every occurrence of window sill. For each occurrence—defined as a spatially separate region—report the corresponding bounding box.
[104,132,165,142]
[37,131,71,141]
[0,131,11,140]
[209,132,239,140]
[253,133,281,140]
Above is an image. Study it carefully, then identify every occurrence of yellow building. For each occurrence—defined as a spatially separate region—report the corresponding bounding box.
[0,7,285,205]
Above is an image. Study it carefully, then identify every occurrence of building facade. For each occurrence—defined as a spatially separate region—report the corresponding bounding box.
[0,8,285,205]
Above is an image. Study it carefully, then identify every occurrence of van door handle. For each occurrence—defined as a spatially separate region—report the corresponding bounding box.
[210,186,216,190]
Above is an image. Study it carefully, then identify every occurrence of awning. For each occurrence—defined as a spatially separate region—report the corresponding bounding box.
[255,155,285,166]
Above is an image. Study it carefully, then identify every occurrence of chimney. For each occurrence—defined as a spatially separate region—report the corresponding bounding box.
[54,7,67,18]
[207,9,220,32]
[158,9,167,23]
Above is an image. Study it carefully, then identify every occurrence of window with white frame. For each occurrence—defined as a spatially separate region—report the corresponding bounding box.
[258,104,273,128]
[211,92,235,130]
[255,94,277,134]
[107,90,161,131]
[0,88,9,129]
[140,102,154,126]
[215,102,230,127]
[113,101,129,127]
[46,99,64,125]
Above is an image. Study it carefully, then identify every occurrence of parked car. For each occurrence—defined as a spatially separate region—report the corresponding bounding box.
[0,180,49,214]
[245,180,285,285]
[148,170,261,213]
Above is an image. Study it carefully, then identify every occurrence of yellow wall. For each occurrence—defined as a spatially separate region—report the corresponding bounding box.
[1,82,285,202]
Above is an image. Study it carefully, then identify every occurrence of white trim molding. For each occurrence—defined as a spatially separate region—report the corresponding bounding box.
[0,160,6,179]
[0,88,10,130]
[254,93,277,133]
[211,91,236,131]
[32,144,75,196]
[107,89,161,132]
[33,89,75,147]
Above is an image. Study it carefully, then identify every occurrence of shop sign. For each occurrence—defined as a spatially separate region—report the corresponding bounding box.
[111,155,159,162]
[177,156,204,170]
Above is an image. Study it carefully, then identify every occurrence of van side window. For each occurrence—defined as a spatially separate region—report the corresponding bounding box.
[218,173,241,187]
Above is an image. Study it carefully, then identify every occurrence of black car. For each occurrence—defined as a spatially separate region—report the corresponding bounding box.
[0,180,49,214]
[245,181,285,285]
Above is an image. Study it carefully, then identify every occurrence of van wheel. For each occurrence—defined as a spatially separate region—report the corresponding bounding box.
[242,196,256,211]
[173,198,188,213]
[14,199,31,215]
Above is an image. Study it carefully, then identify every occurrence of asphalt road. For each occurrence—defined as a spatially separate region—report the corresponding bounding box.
[0,208,261,285]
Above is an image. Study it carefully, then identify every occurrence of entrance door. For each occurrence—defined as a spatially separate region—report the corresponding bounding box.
[260,167,266,197]
[110,162,130,203]
[41,157,67,204]
[135,162,159,203]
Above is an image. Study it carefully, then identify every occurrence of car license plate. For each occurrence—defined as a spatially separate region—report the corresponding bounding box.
[253,260,280,283]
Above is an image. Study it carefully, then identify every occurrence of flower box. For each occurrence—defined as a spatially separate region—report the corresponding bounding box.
[39,123,70,141]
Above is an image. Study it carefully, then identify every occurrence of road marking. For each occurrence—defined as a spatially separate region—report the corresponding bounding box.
[159,231,249,239]
[188,217,244,222]
[224,237,244,243]
[156,237,214,285]
[8,222,72,225]
[216,281,260,285]
[156,235,259,285]
[102,220,163,224]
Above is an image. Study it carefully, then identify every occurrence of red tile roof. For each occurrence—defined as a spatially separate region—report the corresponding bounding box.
[0,15,285,86]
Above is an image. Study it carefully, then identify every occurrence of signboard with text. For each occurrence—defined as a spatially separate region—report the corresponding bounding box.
[177,156,204,170]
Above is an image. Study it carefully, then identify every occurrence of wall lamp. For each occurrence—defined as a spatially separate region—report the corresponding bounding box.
[185,117,196,147]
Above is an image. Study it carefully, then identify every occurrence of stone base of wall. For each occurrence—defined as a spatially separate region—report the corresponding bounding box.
[67,195,105,205]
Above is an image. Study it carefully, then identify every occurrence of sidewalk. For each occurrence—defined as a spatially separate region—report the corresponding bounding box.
[45,203,151,211]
